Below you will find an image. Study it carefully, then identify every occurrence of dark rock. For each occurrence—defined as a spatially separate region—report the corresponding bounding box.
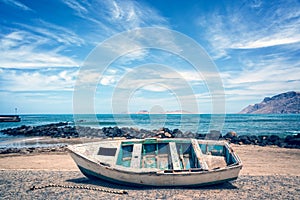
[258,135,269,143]
[172,129,183,138]
[258,141,267,146]
[249,135,258,144]
[224,131,238,139]
[223,131,239,143]
[286,137,300,146]
[0,148,21,154]
[159,127,171,134]
[238,135,251,145]
[268,135,281,145]
[230,137,240,144]
[284,135,293,143]
[196,134,206,139]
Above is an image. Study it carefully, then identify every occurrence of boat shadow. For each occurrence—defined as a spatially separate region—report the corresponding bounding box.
[66,176,239,191]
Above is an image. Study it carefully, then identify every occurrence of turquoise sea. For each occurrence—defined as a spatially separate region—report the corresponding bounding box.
[1,114,300,140]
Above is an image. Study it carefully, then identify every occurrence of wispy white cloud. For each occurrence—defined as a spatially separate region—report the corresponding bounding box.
[112,84,200,114]
[103,0,168,30]
[127,91,181,110]
[3,0,170,69]
[197,0,300,58]
[0,68,77,91]
[0,0,171,70]
[220,56,300,104]
[62,0,88,15]
[1,0,32,11]
[95,64,208,93]
[100,75,117,86]
[0,32,78,68]
[105,64,208,113]
[232,36,300,49]
[16,20,85,47]
[0,22,83,68]
[249,0,263,8]
[62,0,168,35]
[61,0,170,64]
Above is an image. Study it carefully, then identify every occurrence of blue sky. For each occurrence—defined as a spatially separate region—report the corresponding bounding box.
[0,0,299,114]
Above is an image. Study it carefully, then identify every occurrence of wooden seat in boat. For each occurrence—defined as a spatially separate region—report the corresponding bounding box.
[130,143,142,168]
[191,139,209,170]
[169,142,181,170]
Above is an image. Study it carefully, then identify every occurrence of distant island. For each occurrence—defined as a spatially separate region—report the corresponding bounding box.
[135,110,192,114]
[239,91,300,114]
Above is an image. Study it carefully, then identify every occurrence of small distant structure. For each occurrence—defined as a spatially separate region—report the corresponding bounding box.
[136,110,149,114]
[0,108,21,122]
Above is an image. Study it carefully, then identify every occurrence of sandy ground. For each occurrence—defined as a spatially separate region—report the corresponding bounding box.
[1,144,299,176]
[0,144,299,199]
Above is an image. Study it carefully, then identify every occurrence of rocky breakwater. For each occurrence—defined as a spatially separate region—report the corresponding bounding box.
[68,126,206,139]
[0,122,79,138]
[0,124,212,140]
[1,123,299,149]
[224,131,300,148]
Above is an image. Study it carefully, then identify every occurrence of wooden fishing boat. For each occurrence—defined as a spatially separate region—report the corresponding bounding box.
[68,138,242,187]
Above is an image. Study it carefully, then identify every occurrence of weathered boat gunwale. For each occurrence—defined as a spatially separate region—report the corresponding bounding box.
[68,140,241,172]
[120,138,228,145]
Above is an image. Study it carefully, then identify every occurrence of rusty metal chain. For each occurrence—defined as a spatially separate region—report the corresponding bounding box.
[29,183,128,195]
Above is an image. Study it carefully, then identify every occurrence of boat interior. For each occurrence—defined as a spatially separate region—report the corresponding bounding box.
[115,139,239,171]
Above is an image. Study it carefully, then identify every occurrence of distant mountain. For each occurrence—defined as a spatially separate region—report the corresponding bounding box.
[239,91,300,114]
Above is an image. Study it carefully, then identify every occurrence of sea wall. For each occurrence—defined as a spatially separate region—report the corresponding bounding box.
[1,123,299,149]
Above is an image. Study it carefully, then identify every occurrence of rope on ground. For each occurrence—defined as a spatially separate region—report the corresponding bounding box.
[29,183,128,195]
